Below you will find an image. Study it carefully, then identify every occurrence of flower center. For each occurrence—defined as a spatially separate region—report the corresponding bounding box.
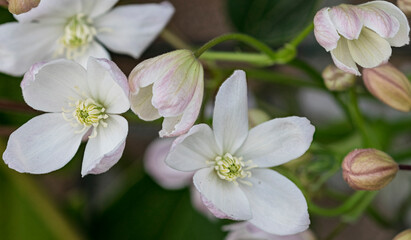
[62,98,108,138]
[61,14,96,48]
[214,153,252,183]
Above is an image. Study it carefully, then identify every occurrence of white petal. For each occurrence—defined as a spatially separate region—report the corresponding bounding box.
[213,70,249,154]
[165,124,219,172]
[329,4,363,40]
[330,38,360,76]
[356,4,400,39]
[193,168,252,220]
[0,22,62,76]
[81,115,128,176]
[14,0,82,23]
[81,0,118,18]
[313,8,340,51]
[360,0,410,47]
[69,41,111,68]
[22,59,88,112]
[94,2,174,58]
[144,138,193,189]
[347,28,392,68]
[85,57,130,114]
[2,113,84,174]
[159,75,204,137]
[237,117,314,168]
[190,186,215,219]
[241,169,309,235]
[130,85,161,121]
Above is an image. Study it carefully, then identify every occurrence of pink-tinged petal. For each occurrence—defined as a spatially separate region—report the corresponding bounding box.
[360,0,410,47]
[330,38,360,76]
[313,8,340,51]
[329,4,363,40]
[22,59,88,112]
[144,138,193,190]
[159,75,203,137]
[347,28,392,69]
[3,113,85,174]
[66,41,111,68]
[14,0,82,23]
[94,2,174,58]
[213,70,249,154]
[193,168,252,221]
[130,85,161,121]
[81,115,128,176]
[241,169,309,235]
[85,57,130,114]
[165,124,219,172]
[81,0,118,18]
[236,117,314,168]
[190,186,216,220]
[0,22,63,76]
[356,5,399,39]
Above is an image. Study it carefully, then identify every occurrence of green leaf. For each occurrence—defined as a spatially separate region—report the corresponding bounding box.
[227,0,321,46]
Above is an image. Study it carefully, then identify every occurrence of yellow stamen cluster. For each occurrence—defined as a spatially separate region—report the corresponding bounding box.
[61,14,96,48]
[214,153,251,183]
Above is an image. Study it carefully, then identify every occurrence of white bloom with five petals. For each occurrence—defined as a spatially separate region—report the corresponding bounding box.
[3,57,130,176]
[166,70,315,235]
[314,1,410,75]
[0,0,174,76]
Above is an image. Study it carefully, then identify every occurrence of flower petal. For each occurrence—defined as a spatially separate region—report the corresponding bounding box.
[81,0,118,18]
[193,167,252,220]
[0,22,62,76]
[81,115,128,176]
[22,59,88,112]
[236,117,314,168]
[360,0,410,47]
[330,38,360,76]
[94,2,174,58]
[144,138,193,189]
[347,28,392,68]
[159,75,204,137]
[130,85,161,121]
[68,41,111,68]
[241,169,309,235]
[329,4,363,40]
[356,4,399,39]
[213,70,249,154]
[313,8,340,51]
[165,124,219,172]
[86,57,130,114]
[2,113,84,174]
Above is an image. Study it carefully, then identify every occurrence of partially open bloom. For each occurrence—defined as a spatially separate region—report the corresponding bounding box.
[0,0,174,76]
[314,1,410,75]
[224,222,316,240]
[2,57,130,176]
[342,148,399,190]
[129,49,204,137]
[166,70,314,235]
[322,64,356,91]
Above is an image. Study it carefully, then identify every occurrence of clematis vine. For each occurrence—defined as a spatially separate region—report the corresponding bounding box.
[314,1,410,75]
[0,0,174,76]
[166,70,315,235]
[129,49,204,137]
[3,57,130,176]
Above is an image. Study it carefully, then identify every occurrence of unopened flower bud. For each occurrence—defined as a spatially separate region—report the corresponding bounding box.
[398,0,411,16]
[394,229,411,240]
[322,65,356,91]
[342,149,398,191]
[7,0,40,14]
[363,63,411,112]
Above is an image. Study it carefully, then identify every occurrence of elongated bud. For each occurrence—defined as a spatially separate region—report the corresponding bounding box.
[7,0,40,14]
[363,63,411,112]
[322,65,356,91]
[398,0,411,16]
[342,149,398,191]
[394,229,411,240]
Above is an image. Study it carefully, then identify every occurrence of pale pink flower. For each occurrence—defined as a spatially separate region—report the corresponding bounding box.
[314,1,409,75]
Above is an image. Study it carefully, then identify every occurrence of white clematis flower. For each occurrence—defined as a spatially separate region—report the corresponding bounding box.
[166,70,315,235]
[2,57,130,176]
[314,1,410,75]
[0,0,174,76]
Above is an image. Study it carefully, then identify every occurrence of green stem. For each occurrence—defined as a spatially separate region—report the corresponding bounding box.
[342,191,378,222]
[289,23,314,48]
[160,29,192,50]
[308,191,367,217]
[348,89,371,148]
[193,33,277,59]
[199,51,273,66]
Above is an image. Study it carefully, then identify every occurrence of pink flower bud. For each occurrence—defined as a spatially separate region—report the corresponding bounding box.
[7,0,40,14]
[322,64,356,91]
[343,149,399,191]
[363,63,411,112]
